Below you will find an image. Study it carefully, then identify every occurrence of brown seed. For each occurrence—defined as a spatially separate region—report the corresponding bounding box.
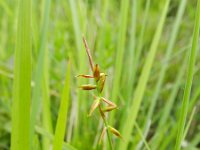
[76,74,94,78]
[93,64,100,81]
[108,126,122,139]
[103,106,117,112]
[79,84,96,90]
[101,97,117,107]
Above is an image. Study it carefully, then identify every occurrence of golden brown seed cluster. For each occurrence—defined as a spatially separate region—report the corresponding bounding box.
[76,36,122,145]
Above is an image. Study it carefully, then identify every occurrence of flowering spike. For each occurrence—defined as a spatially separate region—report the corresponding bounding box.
[88,98,101,116]
[108,126,122,139]
[98,127,107,144]
[79,84,96,90]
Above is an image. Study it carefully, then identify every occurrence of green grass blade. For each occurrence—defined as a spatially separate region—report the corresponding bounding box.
[30,0,51,148]
[183,107,196,140]
[150,56,186,149]
[135,0,150,70]
[125,0,137,101]
[118,0,171,149]
[145,0,187,129]
[42,57,53,150]
[188,85,200,113]
[41,2,52,149]
[175,0,200,149]
[110,0,130,112]
[53,63,71,150]
[10,0,31,149]
[134,122,151,150]
[35,126,77,150]
[68,0,87,143]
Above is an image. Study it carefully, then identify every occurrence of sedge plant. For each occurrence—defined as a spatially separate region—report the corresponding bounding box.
[76,36,122,150]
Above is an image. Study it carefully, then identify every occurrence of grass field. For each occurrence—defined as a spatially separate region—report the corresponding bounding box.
[0,0,200,150]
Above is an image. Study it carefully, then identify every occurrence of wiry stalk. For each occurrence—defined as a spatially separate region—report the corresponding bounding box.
[98,94,113,150]
[77,36,121,150]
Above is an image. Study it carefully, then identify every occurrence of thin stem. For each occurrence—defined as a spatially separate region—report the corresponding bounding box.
[98,94,113,150]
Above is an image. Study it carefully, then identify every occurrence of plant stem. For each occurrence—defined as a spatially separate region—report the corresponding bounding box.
[98,94,113,150]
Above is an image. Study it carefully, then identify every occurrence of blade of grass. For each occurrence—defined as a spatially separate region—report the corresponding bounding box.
[10,0,31,149]
[0,0,12,17]
[150,55,187,149]
[41,1,52,149]
[42,49,53,150]
[118,0,171,149]
[175,0,200,149]
[144,0,187,132]
[135,0,150,72]
[35,126,77,150]
[183,107,196,140]
[53,63,71,150]
[110,0,130,122]
[188,85,200,113]
[30,0,51,148]
[135,120,151,150]
[68,0,87,144]
[134,122,151,150]
[125,0,137,101]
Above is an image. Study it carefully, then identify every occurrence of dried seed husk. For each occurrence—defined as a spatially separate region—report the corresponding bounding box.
[79,84,96,90]
[108,126,122,139]
[88,98,101,116]
[97,73,106,93]
[103,106,117,112]
[101,97,117,107]
[82,36,94,71]
[76,74,94,78]
[93,64,100,81]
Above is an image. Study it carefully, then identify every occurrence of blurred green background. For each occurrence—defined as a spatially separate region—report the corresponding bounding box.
[0,0,200,149]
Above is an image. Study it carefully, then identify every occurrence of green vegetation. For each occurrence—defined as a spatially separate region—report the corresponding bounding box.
[0,0,200,150]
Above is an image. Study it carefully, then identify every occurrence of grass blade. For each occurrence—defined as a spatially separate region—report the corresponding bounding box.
[183,107,196,140]
[35,126,77,150]
[175,0,200,149]
[144,0,187,130]
[10,0,31,149]
[53,63,71,150]
[118,0,171,149]
[110,0,130,114]
[30,0,51,148]
[134,122,151,150]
